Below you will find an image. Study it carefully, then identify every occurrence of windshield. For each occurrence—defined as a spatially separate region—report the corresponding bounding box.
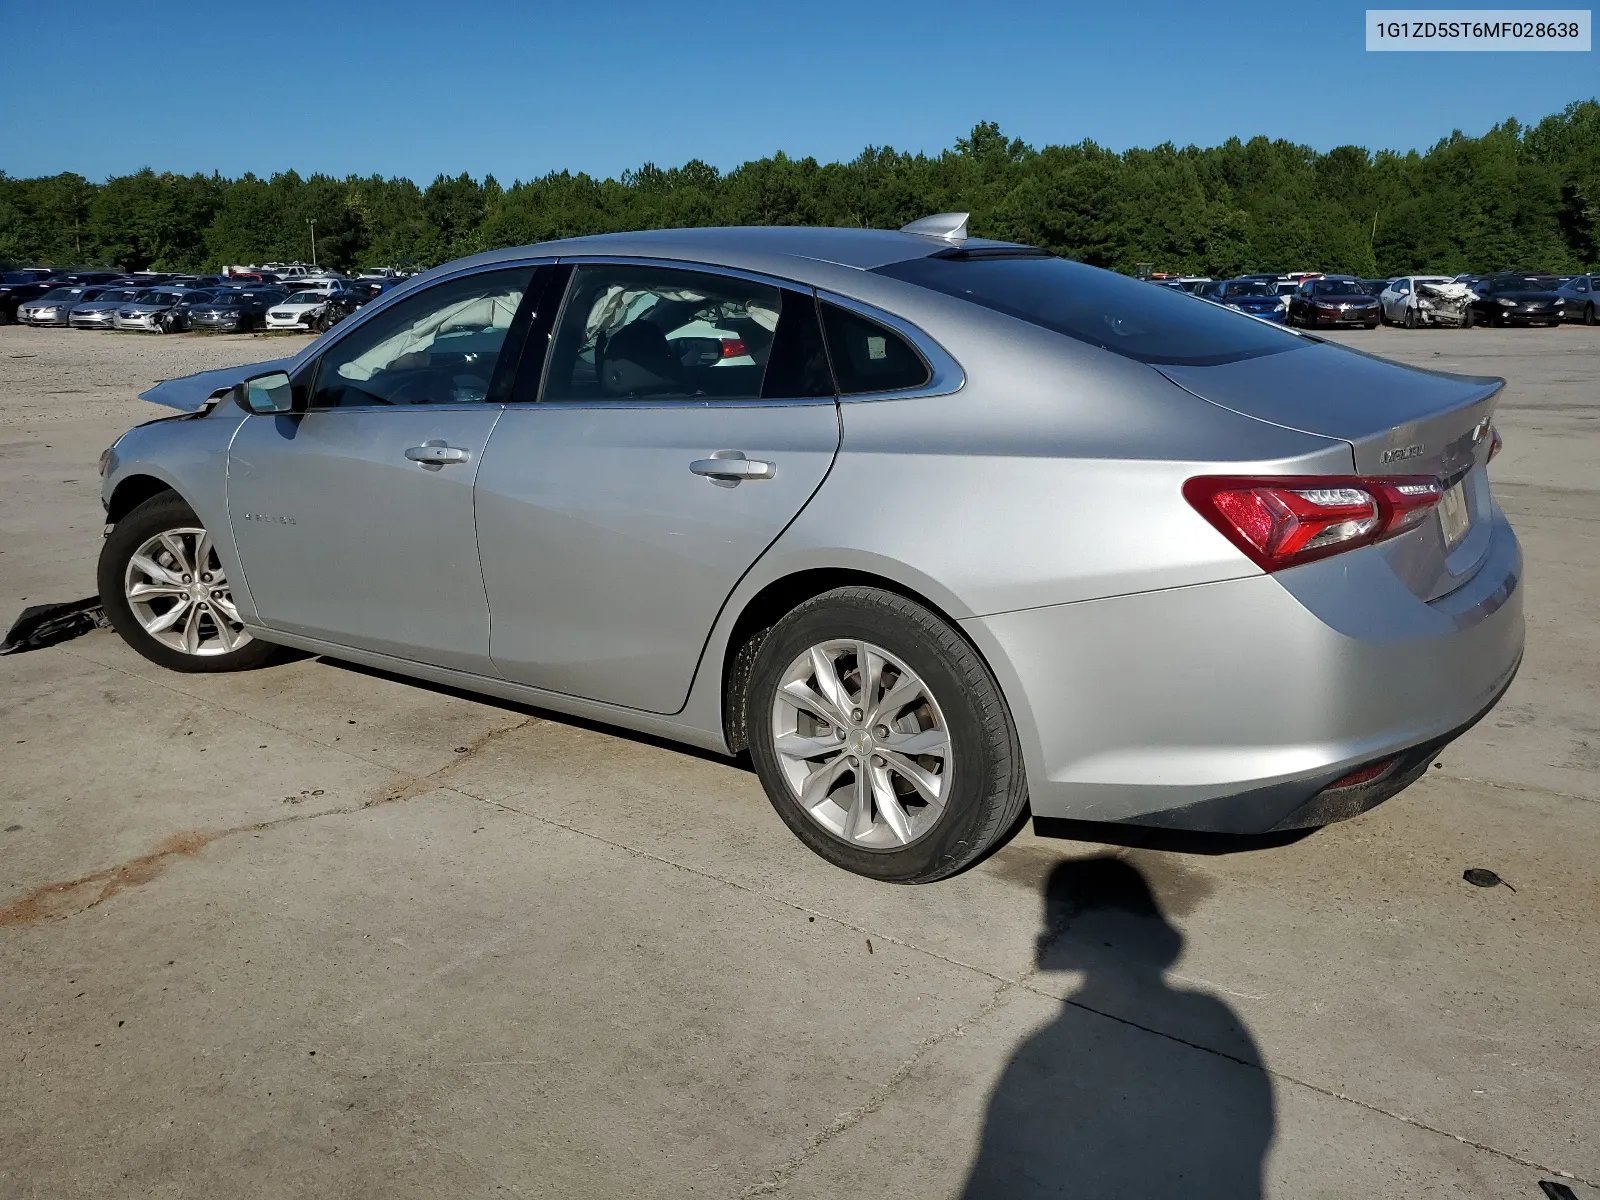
[1491,275,1558,292]
[40,287,84,302]
[134,290,184,305]
[872,254,1301,367]
[1311,279,1367,297]
[96,289,142,303]
[1221,282,1278,299]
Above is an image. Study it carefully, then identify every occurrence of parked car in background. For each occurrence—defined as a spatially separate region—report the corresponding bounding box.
[1287,276,1381,328]
[1556,274,1597,325]
[1469,273,1567,327]
[166,290,220,332]
[224,270,281,285]
[265,288,359,331]
[97,220,1523,883]
[1380,276,1454,327]
[187,289,284,332]
[17,285,111,326]
[1357,278,1391,296]
[113,289,197,333]
[68,287,147,328]
[1197,278,1287,322]
[0,271,66,323]
[46,270,121,286]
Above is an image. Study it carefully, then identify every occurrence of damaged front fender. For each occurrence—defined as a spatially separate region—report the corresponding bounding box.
[139,356,297,412]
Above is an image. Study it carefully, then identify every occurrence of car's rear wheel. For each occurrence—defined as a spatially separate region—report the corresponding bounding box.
[98,492,279,673]
[744,587,1027,883]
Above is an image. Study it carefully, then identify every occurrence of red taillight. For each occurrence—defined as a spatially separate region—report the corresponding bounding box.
[1487,426,1503,462]
[719,338,748,359]
[1184,475,1443,572]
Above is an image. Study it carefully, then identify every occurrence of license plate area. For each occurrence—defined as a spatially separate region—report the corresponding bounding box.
[1439,480,1471,548]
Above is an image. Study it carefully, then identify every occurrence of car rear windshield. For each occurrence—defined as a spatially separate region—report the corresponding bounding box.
[871,254,1302,366]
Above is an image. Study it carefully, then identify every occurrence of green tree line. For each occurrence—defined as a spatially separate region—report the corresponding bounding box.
[3,100,1596,277]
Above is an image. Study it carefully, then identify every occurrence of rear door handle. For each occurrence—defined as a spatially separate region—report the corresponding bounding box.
[406,443,471,470]
[690,451,775,486]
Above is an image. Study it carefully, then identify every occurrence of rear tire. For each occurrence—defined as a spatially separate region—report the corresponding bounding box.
[99,492,281,674]
[744,587,1027,884]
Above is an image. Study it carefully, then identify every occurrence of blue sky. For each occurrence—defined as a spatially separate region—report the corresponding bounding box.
[1,0,1593,183]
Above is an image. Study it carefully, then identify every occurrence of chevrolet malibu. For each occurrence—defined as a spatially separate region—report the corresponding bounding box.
[96,218,1523,883]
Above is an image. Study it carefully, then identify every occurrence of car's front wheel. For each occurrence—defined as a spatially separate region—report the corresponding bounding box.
[745,587,1028,883]
[98,492,279,673]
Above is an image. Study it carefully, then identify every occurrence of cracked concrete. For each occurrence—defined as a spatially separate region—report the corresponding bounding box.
[2,324,1598,1197]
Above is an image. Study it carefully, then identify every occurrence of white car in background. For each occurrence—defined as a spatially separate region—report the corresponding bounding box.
[1380,276,1455,327]
[265,289,348,332]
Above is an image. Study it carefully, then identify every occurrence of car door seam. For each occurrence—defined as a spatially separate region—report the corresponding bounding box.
[475,405,509,678]
[668,397,845,718]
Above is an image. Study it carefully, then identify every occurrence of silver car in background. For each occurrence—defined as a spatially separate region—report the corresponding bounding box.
[97,218,1523,883]
[112,288,196,333]
[18,285,107,326]
[69,287,146,329]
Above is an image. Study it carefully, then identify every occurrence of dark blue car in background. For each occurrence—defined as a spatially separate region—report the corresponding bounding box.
[1193,277,1288,323]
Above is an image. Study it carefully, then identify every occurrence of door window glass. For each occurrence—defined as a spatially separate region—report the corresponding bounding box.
[760,289,835,399]
[543,264,789,402]
[818,302,931,394]
[1575,277,1590,292]
[309,267,534,408]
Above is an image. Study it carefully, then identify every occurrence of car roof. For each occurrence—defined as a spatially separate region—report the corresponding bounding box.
[447,225,1020,280]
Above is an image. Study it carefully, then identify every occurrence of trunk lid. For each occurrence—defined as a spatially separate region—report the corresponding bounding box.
[1156,341,1503,601]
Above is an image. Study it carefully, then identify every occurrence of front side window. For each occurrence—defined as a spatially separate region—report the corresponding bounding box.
[542,264,830,402]
[310,267,534,408]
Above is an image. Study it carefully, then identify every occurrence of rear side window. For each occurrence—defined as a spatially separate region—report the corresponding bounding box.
[818,303,930,394]
[543,264,832,403]
[873,255,1302,367]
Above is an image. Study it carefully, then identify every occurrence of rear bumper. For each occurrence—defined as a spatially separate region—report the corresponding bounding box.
[963,509,1523,833]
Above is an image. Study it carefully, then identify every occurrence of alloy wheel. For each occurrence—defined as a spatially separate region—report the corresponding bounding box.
[769,639,953,849]
[123,527,251,656]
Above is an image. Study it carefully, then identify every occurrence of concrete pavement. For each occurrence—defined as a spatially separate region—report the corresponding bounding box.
[1,324,1596,1198]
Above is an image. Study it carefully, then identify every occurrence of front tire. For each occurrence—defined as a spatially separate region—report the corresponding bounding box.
[1585,303,1597,326]
[745,587,1027,883]
[98,492,279,673]
[1403,306,1417,329]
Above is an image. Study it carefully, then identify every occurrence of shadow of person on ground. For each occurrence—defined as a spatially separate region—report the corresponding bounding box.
[962,856,1275,1198]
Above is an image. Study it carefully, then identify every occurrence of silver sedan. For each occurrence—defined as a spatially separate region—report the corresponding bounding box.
[96,218,1523,882]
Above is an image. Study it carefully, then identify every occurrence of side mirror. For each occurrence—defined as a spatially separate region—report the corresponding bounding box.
[236,371,294,414]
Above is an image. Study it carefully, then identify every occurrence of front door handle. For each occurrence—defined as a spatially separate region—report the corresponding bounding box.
[690,451,775,486]
[405,443,471,471]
